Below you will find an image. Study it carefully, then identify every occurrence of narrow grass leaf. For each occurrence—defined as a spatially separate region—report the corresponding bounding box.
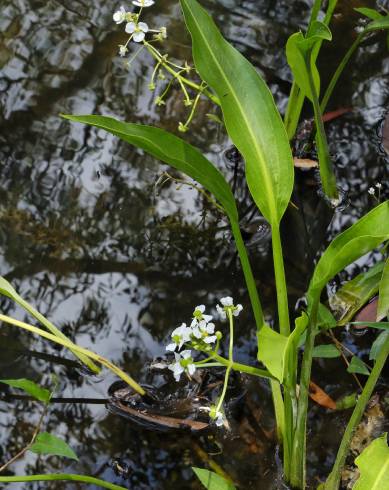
[378,258,389,319]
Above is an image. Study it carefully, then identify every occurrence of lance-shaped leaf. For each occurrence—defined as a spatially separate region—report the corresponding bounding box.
[286,21,332,102]
[378,258,389,319]
[29,432,78,461]
[180,0,293,226]
[62,115,238,221]
[354,434,389,489]
[308,202,389,298]
[355,7,383,20]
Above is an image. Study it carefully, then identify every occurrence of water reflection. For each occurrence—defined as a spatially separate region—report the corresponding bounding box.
[0,0,388,488]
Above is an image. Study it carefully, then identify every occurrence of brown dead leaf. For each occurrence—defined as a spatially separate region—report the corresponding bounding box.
[309,381,337,410]
[322,107,352,123]
[293,158,318,169]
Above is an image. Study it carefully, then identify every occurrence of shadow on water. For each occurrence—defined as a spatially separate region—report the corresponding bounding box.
[0,0,388,488]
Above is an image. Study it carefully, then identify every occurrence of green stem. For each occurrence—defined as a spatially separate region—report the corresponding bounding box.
[212,353,275,380]
[306,57,338,201]
[215,310,234,414]
[271,226,293,477]
[0,474,127,490]
[320,32,364,113]
[290,296,320,489]
[0,314,145,396]
[271,226,290,336]
[229,217,265,330]
[324,334,389,490]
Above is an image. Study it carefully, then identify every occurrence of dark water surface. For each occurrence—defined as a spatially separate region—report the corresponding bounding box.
[0,0,388,488]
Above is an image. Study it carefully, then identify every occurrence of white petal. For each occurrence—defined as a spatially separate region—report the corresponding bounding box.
[166,343,176,352]
[215,413,224,426]
[138,22,149,33]
[220,296,233,306]
[203,314,213,323]
[205,323,215,334]
[204,335,217,344]
[125,22,136,33]
[190,318,198,328]
[195,304,205,313]
[192,327,202,339]
[233,304,243,316]
[187,363,196,376]
[181,350,192,359]
[132,31,145,42]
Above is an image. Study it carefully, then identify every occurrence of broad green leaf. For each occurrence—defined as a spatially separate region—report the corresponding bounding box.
[370,331,389,361]
[180,0,294,226]
[354,7,383,20]
[309,202,389,296]
[29,432,78,461]
[329,262,384,326]
[286,21,332,101]
[312,344,340,358]
[317,303,337,330]
[354,434,389,489]
[378,258,389,319]
[347,356,370,376]
[0,276,99,373]
[257,325,288,381]
[62,115,238,222]
[0,378,50,403]
[192,468,236,490]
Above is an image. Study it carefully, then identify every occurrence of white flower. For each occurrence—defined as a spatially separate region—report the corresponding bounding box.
[160,27,167,38]
[125,21,149,42]
[192,320,217,344]
[220,296,233,307]
[132,0,154,7]
[166,323,191,352]
[113,6,127,24]
[376,182,382,189]
[168,350,196,381]
[191,304,213,327]
[233,304,243,317]
[368,187,375,195]
[118,44,128,57]
[200,405,225,427]
[217,297,243,320]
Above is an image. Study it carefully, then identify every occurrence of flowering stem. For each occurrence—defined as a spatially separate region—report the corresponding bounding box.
[144,42,220,105]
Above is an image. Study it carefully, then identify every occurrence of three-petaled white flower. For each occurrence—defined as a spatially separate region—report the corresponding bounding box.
[168,350,196,381]
[200,405,225,427]
[368,187,375,195]
[166,323,191,352]
[132,0,154,7]
[191,304,213,327]
[113,6,127,24]
[192,320,217,345]
[216,296,243,320]
[125,21,149,42]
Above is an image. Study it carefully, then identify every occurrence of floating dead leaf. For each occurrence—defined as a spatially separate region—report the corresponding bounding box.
[293,158,318,169]
[353,296,379,329]
[322,107,352,123]
[309,381,337,410]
